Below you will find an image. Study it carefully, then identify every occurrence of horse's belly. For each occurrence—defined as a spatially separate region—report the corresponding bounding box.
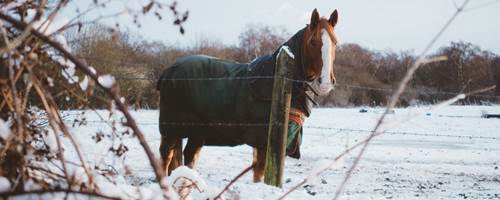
[161,121,269,147]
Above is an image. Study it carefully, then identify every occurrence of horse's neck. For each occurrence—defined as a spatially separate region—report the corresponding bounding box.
[249,28,306,77]
[276,28,314,117]
[273,28,306,80]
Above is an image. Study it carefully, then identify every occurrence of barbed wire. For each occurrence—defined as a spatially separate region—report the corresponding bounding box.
[116,75,315,84]
[73,119,500,140]
[108,75,500,99]
[304,125,500,140]
[79,120,273,127]
[117,76,261,81]
[336,84,500,99]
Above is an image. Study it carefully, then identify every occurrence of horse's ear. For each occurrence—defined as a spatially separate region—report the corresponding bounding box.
[310,8,320,28]
[329,9,338,27]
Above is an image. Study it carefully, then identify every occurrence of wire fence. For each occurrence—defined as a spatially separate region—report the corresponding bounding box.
[110,75,500,100]
[54,72,500,142]
[69,119,500,141]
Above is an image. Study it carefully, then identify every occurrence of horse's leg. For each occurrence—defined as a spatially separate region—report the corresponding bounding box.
[183,137,204,169]
[159,136,182,176]
[159,136,172,175]
[170,139,183,174]
[252,147,266,182]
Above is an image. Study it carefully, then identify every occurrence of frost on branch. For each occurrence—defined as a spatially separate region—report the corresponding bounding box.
[46,77,54,87]
[80,75,89,91]
[98,75,116,88]
[0,119,12,140]
[47,34,80,85]
[61,62,79,84]
[88,66,97,75]
[166,166,218,199]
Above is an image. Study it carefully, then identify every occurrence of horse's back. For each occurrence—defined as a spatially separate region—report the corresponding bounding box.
[161,55,247,79]
[158,56,252,127]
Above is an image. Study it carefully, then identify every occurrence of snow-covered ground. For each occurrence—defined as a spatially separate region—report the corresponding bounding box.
[61,106,500,199]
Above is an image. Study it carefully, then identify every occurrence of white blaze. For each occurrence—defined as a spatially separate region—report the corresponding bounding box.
[319,29,334,94]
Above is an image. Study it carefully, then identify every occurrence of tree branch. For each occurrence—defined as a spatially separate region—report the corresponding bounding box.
[0,11,166,190]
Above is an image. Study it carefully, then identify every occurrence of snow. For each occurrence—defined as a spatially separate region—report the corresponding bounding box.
[0,176,10,192]
[279,45,295,59]
[44,128,59,152]
[25,105,500,199]
[61,64,79,84]
[306,158,345,182]
[167,166,216,199]
[98,74,116,88]
[47,77,55,87]
[23,179,42,191]
[0,0,27,12]
[80,76,89,91]
[89,66,97,75]
[53,34,71,53]
[0,119,11,140]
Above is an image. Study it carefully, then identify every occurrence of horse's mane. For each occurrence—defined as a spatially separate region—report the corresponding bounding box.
[273,27,307,80]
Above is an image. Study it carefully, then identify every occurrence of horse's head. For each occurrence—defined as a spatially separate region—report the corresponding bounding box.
[302,9,338,95]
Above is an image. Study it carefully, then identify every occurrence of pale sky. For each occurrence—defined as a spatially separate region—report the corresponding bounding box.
[63,0,500,54]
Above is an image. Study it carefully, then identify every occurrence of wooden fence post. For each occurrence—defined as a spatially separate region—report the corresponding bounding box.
[264,48,294,187]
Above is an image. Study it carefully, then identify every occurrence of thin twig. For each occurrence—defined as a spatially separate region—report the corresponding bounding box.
[33,82,72,185]
[214,164,255,200]
[332,2,471,199]
[31,78,73,186]
[36,0,66,35]
[50,0,117,35]
[27,164,66,179]
[171,175,204,199]
[0,0,46,54]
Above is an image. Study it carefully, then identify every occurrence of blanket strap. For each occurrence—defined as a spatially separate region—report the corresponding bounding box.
[289,108,306,126]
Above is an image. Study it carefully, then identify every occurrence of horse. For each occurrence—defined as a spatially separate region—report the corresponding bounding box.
[157,8,339,182]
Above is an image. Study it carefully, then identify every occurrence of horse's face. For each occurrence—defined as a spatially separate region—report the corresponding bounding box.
[302,9,338,95]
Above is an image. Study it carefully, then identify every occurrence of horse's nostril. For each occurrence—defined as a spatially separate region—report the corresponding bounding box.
[318,77,322,83]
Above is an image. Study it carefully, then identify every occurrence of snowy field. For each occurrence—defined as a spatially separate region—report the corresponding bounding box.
[60,106,500,199]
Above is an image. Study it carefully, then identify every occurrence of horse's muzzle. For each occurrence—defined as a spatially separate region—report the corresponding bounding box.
[318,82,334,94]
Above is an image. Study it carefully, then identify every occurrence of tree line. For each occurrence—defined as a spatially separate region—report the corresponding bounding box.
[58,24,499,109]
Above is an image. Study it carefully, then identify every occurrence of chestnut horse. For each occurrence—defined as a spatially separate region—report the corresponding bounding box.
[157,9,339,182]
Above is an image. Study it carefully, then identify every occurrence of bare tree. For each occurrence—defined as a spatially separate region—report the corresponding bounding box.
[238,24,289,61]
